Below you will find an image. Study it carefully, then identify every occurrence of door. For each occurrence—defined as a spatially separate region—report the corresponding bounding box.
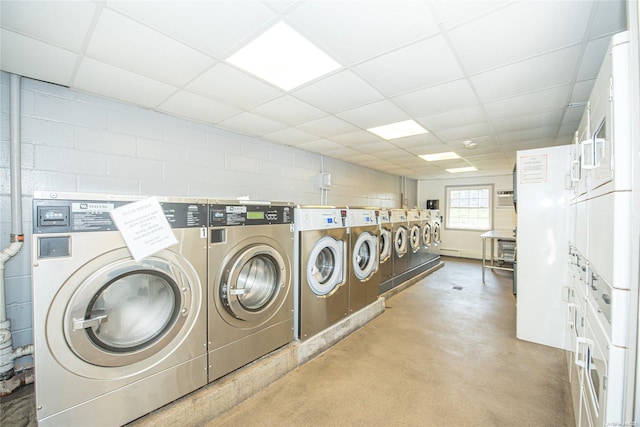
[422,222,431,249]
[394,226,407,257]
[409,225,420,253]
[54,249,199,371]
[352,231,378,281]
[379,227,391,264]
[432,220,441,244]
[307,236,346,296]
[219,242,289,325]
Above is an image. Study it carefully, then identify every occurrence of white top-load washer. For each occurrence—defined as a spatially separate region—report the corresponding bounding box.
[294,206,348,341]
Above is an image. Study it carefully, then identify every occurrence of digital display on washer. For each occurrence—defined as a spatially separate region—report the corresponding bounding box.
[247,211,264,220]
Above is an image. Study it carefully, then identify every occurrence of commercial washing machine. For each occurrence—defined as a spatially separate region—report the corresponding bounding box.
[377,209,393,292]
[207,200,295,382]
[420,210,432,266]
[426,209,442,263]
[407,209,422,273]
[346,207,380,314]
[294,206,348,341]
[32,192,208,427]
[390,209,409,283]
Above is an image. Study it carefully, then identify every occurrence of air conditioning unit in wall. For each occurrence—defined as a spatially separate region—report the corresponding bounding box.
[496,189,514,208]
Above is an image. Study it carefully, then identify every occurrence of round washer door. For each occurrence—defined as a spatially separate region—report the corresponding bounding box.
[220,243,289,324]
[62,254,196,368]
[379,228,391,263]
[409,225,421,253]
[307,236,345,296]
[432,221,441,244]
[422,223,432,247]
[394,226,407,257]
[352,232,378,281]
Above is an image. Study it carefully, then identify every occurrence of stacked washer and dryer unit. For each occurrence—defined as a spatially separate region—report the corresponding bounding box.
[32,192,209,426]
[565,32,633,426]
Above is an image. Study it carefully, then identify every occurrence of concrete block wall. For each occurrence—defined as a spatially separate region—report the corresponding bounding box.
[0,71,410,368]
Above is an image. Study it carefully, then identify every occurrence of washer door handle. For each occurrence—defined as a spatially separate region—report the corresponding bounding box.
[73,314,108,331]
[229,287,248,295]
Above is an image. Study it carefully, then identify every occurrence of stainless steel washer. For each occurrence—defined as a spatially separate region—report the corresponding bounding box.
[294,206,348,341]
[390,209,409,280]
[377,209,393,291]
[207,200,294,382]
[420,209,432,266]
[427,209,442,262]
[407,209,422,273]
[346,207,380,314]
[32,192,208,427]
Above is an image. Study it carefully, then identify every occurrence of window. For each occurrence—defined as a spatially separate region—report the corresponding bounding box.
[445,185,493,230]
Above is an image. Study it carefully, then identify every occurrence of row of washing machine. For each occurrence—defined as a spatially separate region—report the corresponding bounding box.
[30,193,441,426]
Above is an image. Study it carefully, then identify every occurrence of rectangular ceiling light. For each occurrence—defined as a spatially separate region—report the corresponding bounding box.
[227,21,341,91]
[446,166,478,173]
[367,119,428,140]
[419,152,460,161]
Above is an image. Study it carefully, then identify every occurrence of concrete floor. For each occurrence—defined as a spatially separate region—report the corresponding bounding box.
[207,257,574,426]
[0,257,574,426]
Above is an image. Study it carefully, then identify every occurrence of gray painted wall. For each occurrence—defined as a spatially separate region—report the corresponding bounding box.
[0,72,415,368]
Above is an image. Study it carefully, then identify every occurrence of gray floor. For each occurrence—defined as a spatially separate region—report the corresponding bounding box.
[207,257,574,426]
[0,257,574,426]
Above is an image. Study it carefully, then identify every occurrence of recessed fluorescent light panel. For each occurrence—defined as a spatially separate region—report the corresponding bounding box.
[227,22,341,91]
[446,166,478,173]
[419,152,460,162]
[367,120,428,140]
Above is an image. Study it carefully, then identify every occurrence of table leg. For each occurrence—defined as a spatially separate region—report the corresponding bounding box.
[482,237,486,282]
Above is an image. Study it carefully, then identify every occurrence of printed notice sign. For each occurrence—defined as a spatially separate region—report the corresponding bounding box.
[110,197,177,261]
[520,154,548,184]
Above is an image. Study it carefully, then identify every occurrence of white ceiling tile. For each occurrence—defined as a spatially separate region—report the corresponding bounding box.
[1,1,97,52]
[354,36,464,97]
[561,107,585,126]
[392,79,478,117]
[353,141,406,154]
[589,0,627,39]
[292,70,384,113]
[262,127,320,145]
[499,126,560,144]
[570,79,596,103]
[431,1,510,30]
[217,111,287,136]
[576,37,612,81]
[75,58,177,108]
[472,46,581,103]
[484,86,571,121]
[297,139,347,153]
[337,100,408,129]
[416,106,487,132]
[87,9,214,86]
[186,63,283,109]
[449,1,592,74]
[435,122,494,143]
[158,91,242,124]
[297,116,360,138]
[107,1,277,58]
[0,30,77,86]
[330,130,385,147]
[251,96,327,126]
[321,146,365,159]
[492,110,564,133]
[286,0,439,65]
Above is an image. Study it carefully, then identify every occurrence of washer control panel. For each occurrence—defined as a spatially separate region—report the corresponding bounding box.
[208,203,293,227]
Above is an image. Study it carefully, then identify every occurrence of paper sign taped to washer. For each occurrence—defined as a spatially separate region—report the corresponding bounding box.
[110,197,177,261]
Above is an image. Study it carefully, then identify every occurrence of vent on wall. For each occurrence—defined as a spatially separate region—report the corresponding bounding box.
[496,189,514,208]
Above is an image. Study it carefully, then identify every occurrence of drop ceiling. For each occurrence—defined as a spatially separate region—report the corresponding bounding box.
[0,0,627,179]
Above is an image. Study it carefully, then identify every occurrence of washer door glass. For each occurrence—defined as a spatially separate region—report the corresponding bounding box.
[394,226,407,256]
[353,232,378,280]
[86,270,178,351]
[409,225,421,252]
[64,257,193,367]
[379,228,391,263]
[221,244,288,323]
[422,223,432,247]
[432,222,441,243]
[307,236,345,296]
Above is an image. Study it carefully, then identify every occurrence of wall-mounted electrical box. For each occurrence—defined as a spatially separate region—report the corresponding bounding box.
[316,172,332,190]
